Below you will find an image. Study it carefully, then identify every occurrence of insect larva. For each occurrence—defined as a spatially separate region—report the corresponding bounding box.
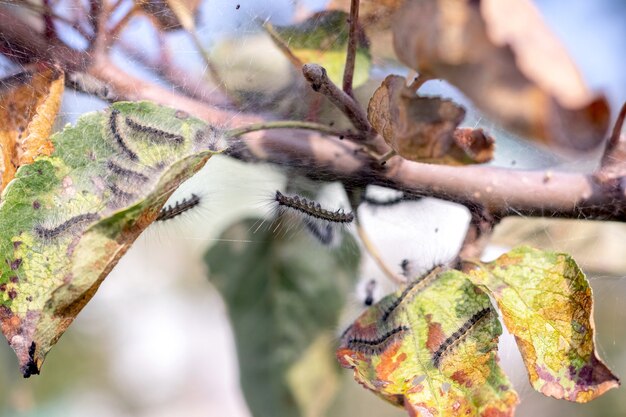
[156,193,201,222]
[274,190,354,224]
[125,117,184,146]
[432,308,492,368]
[381,265,444,322]
[347,325,409,355]
[362,192,422,207]
[109,109,139,161]
[106,160,149,182]
[364,279,376,306]
[303,220,334,245]
[34,212,100,240]
[108,182,135,201]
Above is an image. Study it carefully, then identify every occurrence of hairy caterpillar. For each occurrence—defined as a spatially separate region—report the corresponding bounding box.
[34,212,100,241]
[156,193,201,222]
[124,117,185,146]
[108,109,139,161]
[432,308,492,368]
[271,190,353,246]
[381,265,444,322]
[346,325,409,355]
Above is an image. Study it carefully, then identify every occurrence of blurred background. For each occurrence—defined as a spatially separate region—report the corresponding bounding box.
[0,0,625,416]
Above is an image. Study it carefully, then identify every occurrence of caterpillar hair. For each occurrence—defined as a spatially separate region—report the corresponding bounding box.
[156,193,201,222]
[34,212,100,241]
[432,307,492,368]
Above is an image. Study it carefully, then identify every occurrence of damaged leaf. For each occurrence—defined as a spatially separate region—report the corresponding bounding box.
[269,10,371,88]
[468,246,620,402]
[0,65,64,191]
[0,101,224,377]
[392,0,610,152]
[368,75,494,164]
[337,267,518,416]
[206,218,358,417]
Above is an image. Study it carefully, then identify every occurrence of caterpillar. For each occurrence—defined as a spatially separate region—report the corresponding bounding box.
[381,265,444,322]
[347,325,409,355]
[432,308,492,368]
[156,193,201,222]
[273,190,354,224]
[271,190,353,246]
[124,117,184,146]
[106,160,149,183]
[34,212,100,241]
[109,109,139,161]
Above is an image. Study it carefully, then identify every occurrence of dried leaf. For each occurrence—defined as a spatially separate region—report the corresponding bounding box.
[369,74,489,164]
[0,65,63,191]
[269,10,371,88]
[337,267,518,416]
[137,0,200,31]
[392,0,610,152]
[468,246,620,402]
[0,101,224,377]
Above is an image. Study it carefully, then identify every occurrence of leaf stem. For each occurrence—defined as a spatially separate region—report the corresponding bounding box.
[226,121,349,139]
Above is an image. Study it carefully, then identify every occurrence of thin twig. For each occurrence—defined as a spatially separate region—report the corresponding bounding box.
[347,188,407,285]
[342,0,360,97]
[42,0,56,40]
[302,63,372,135]
[226,121,351,139]
[107,3,139,45]
[263,21,304,69]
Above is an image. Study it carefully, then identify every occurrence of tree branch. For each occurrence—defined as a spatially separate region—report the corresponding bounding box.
[2,11,625,224]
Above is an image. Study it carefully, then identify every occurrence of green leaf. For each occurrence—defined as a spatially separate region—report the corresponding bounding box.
[468,246,620,402]
[0,101,224,376]
[205,218,359,417]
[337,267,518,417]
[269,10,371,88]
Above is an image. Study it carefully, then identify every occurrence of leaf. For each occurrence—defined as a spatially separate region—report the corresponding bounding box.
[337,267,518,417]
[137,0,200,31]
[205,218,359,417]
[0,101,224,377]
[392,0,610,152]
[0,65,64,191]
[269,10,371,88]
[368,75,493,164]
[468,246,620,402]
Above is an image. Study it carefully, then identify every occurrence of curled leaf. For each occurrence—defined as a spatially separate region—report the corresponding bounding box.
[468,246,620,402]
[0,101,224,376]
[269,10,371,88]
[338,267,518,416]
[392,0,610,151]
[0,65,64,191]
[369,75,493,164]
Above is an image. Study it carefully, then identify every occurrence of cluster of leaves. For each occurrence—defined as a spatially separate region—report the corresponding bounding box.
[0,1,623,417]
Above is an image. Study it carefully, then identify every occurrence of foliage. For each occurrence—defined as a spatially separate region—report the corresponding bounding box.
[0,1,624,417]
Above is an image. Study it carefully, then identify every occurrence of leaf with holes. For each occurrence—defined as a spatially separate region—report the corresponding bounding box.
[268,10,371,88]
[0,64,64,191]
[337,267,518,416]
[0,101,225,377]
[467,246,620,402]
